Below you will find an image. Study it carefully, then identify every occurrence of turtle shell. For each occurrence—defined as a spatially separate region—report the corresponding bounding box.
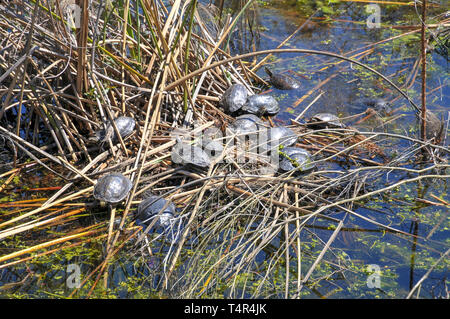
[94,116,136,142]
[114,116,136,138]
[219,84,248,113]
[308,113,344,129]
[424,110,444,141]
[279,147,315,172]
[137,195,176,228]
[260,127,297,151]
[242,94,280,116]
[227,114,264,135]
[93,173,132,204]
[226,115,266,154]
[265,67,301,90]
[171,141,211,167]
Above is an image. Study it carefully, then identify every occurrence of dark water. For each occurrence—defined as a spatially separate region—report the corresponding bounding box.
[0,0,448,299]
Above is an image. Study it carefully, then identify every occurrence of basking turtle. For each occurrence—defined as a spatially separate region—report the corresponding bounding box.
[219,83,248,113]
[279,147,315,173]
[93,116,136,142]
[171,138,211,168]
[227,114,265,135]
[198,127,224,159]
[226,114,267,154]
[241,94,280,116]
[363,98,392,115]
[265,67,301,90]
[93,173,132,204]
[137,195,176,228]
[260,126,297,151]
[307,113,345,129]
[423,110,444,141]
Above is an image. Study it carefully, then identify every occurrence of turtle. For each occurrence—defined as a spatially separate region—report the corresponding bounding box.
[307,113,345,129]
[363,98,392,115]
[219,83,248,113]
[278,147,315,172]
[260,126,297,151]
[93,116,136,142]
[227,114,265,135]
[265,67,301,90]
[171,138,211,168]
[198,127,224,159]
[93,173,132,204]
[241,94,280,116]
[137,195,176,228]
[226,114,267,154]
[423,110,444,141]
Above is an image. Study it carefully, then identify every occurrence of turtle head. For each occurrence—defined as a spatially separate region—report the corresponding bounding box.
[375,99,392,116]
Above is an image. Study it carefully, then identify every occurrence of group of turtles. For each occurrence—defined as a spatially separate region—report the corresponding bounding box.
[217,68,302,116]
[171,68,347,174]
[90,67,444,240]
[90,68,340,239]
[90,117,178,237]
[93,173,179,241]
